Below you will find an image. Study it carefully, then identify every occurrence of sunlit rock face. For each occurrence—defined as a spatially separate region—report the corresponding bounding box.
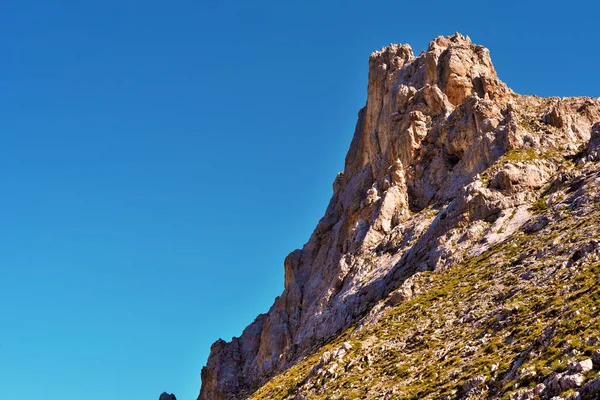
[198,33,600,400]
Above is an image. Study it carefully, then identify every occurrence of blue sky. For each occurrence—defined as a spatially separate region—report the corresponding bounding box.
[0,1,598,399]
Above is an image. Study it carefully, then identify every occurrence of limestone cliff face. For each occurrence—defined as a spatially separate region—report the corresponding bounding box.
[198,34,600,400]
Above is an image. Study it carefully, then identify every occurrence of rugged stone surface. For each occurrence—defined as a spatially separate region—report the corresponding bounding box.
[198,33,600,400]
[159,392,177,400]
[253,163,600,399]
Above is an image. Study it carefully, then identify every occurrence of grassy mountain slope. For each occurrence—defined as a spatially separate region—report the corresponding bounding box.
[251,159,600,400]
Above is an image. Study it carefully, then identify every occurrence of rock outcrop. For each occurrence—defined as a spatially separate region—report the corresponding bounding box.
[198,33,600,400]
[159,392,177,400]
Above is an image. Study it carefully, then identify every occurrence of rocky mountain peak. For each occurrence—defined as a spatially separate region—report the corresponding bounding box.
[198,34,600,400]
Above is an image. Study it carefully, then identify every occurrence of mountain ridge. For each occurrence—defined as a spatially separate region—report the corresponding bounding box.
[198,33,600,400]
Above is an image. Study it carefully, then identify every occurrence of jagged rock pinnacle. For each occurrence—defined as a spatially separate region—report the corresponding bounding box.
[198,33,600,400]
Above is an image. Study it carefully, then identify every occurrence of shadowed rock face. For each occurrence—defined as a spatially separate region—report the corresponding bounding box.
[198,33,600,400]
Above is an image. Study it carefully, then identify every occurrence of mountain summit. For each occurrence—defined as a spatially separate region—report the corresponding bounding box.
[198,33,600,400]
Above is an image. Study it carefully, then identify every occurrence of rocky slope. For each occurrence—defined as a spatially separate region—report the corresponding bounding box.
[198,33,600,400]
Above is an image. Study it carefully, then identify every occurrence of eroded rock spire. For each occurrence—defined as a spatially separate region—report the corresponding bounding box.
[198,33,600,400]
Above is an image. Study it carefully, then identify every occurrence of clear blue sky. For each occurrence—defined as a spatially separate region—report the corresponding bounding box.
[0,1,598,399]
